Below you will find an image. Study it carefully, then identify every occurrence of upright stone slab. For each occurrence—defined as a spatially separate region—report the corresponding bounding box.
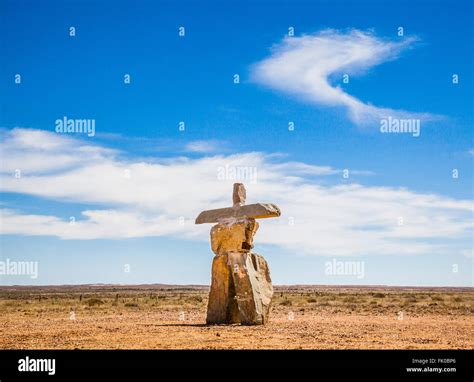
[206,254,240,324]
[197,183,281,325]
[227,252,273,325]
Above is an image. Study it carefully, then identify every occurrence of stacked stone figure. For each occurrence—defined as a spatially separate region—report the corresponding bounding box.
[195,183,281,325]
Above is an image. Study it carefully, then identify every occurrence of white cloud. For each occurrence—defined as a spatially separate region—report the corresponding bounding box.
[0,129,472,257]
[185,140,223,153]
[0,128,117,173]
[251,29,439,125]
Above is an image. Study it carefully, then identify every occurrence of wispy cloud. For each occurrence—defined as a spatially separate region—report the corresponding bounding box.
[0,129,472,257]
[0,128,117,173]
[251,29,440,126]
[185,140,224,153]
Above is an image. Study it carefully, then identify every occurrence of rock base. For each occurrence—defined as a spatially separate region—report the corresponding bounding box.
[206,251,273,325]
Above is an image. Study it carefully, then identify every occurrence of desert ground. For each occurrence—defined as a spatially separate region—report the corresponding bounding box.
[0,285,472,349]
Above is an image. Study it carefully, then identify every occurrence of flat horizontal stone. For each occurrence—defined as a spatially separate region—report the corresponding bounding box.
[195,203,281,224]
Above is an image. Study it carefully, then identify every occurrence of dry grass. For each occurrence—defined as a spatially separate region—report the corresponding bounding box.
[0,285,472,349]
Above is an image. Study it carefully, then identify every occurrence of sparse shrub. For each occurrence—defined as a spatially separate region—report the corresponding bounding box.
[86,298,104,307]
[190,295,203,303]
[343,296,357,303]
[280,299,292,306]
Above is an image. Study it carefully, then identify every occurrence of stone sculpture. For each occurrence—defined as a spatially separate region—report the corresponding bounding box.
[195,183,281,325]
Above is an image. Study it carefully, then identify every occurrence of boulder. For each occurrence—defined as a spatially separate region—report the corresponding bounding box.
[210,219,259,256]
[206,254,240,325]
[227,252,273,325]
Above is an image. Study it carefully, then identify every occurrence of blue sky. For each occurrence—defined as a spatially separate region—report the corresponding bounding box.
[0,0,472,286]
